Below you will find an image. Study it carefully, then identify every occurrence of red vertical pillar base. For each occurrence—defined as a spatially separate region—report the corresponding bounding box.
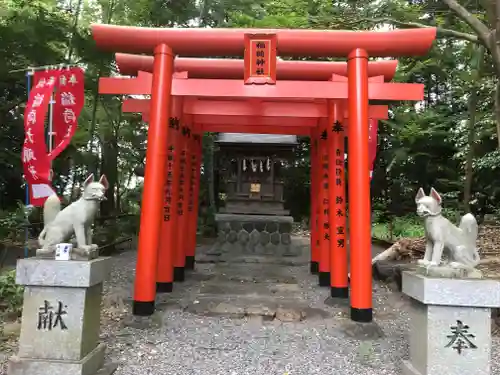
[132,301,155,316]
[350,308,373,323]
[156,282,173,293]
[330,286,349,298]
[173,267,185,282]
[310,261,319,274]
[318,272,330,287]
[185,256,195,270]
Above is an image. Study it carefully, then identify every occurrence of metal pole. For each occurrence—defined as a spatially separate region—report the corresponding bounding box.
[24,70,33,258]
[48,84,55,154]
[9,63,76,74]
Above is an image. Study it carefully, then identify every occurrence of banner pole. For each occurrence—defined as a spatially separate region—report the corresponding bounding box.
[48,86,55,155]
[24,70,33,258]
[9,63,77,74]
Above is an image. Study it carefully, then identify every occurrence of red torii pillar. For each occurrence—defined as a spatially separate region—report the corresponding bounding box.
[172,121,192,281]
[156,124,178,293]
[317,119,330,286]
[348,49,372,322]
[327,101,348,299]
[132,44,174,316]
[309,128,319,274]
[185,134,202,270]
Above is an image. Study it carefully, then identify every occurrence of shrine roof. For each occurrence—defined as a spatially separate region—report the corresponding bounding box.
[216,133,298,144]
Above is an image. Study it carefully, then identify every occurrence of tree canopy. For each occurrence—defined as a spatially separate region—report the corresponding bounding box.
[1,0,499,231]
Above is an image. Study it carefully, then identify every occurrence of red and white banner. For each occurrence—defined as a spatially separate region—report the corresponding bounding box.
[23,77,57,206]
[368,119,379,179]
[23,67,85,206]
[33,68,84,160]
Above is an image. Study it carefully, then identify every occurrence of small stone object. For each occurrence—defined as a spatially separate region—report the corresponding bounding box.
[237,230,249,245]
[245,305,276,319]
[260,231,270,245]
[275,308,304,322]
[341,321,384,340]
[249,229,260,247]
[270,232,280,245]
[227,230,238,243]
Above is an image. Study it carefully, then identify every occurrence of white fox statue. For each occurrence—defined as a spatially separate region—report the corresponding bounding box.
[37,174,109,259]
[415,187,480,269]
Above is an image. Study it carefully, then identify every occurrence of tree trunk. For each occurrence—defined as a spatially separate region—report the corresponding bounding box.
[87,0,116,174]
[464,46,485,212]
[87,84,100,175]
[99,112,121,216]
[66,0,83,63]
[100,133,117,216]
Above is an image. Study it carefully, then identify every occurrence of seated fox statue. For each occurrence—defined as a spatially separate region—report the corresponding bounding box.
[415,187,480,269]
[37,174,109,259]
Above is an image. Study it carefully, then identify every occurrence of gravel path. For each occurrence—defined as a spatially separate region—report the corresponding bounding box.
[2,237,499,375]
[97,237,500,375]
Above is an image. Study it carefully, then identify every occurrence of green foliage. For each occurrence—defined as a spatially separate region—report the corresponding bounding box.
[0,269,24,315]
[0,202,31,243]
[372,214,424,240]
[372,207,462,241]
[0,0,498,246]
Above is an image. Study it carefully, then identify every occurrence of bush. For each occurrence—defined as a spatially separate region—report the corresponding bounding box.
[371,208,462,241]
[0,202,32,244]
[372,209,424,240]
[0,270,24,316]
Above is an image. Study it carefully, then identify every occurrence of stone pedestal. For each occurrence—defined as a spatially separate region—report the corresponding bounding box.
[8,258,116,375]
[401,271,500,375]
[213,213,295,255]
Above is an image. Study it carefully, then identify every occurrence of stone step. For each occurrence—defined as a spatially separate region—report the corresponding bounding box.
[184,295,331,321]
[196,254,309,266]
[198,281,302,297]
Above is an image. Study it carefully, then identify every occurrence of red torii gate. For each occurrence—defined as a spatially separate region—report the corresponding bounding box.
[115,52,399,80]
[92,24,436,323]
[112,54,393,134]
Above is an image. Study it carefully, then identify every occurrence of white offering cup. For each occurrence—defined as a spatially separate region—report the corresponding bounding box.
[55,243,72,261]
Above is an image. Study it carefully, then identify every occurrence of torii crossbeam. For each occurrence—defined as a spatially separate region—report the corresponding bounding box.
[92,23,436,323]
